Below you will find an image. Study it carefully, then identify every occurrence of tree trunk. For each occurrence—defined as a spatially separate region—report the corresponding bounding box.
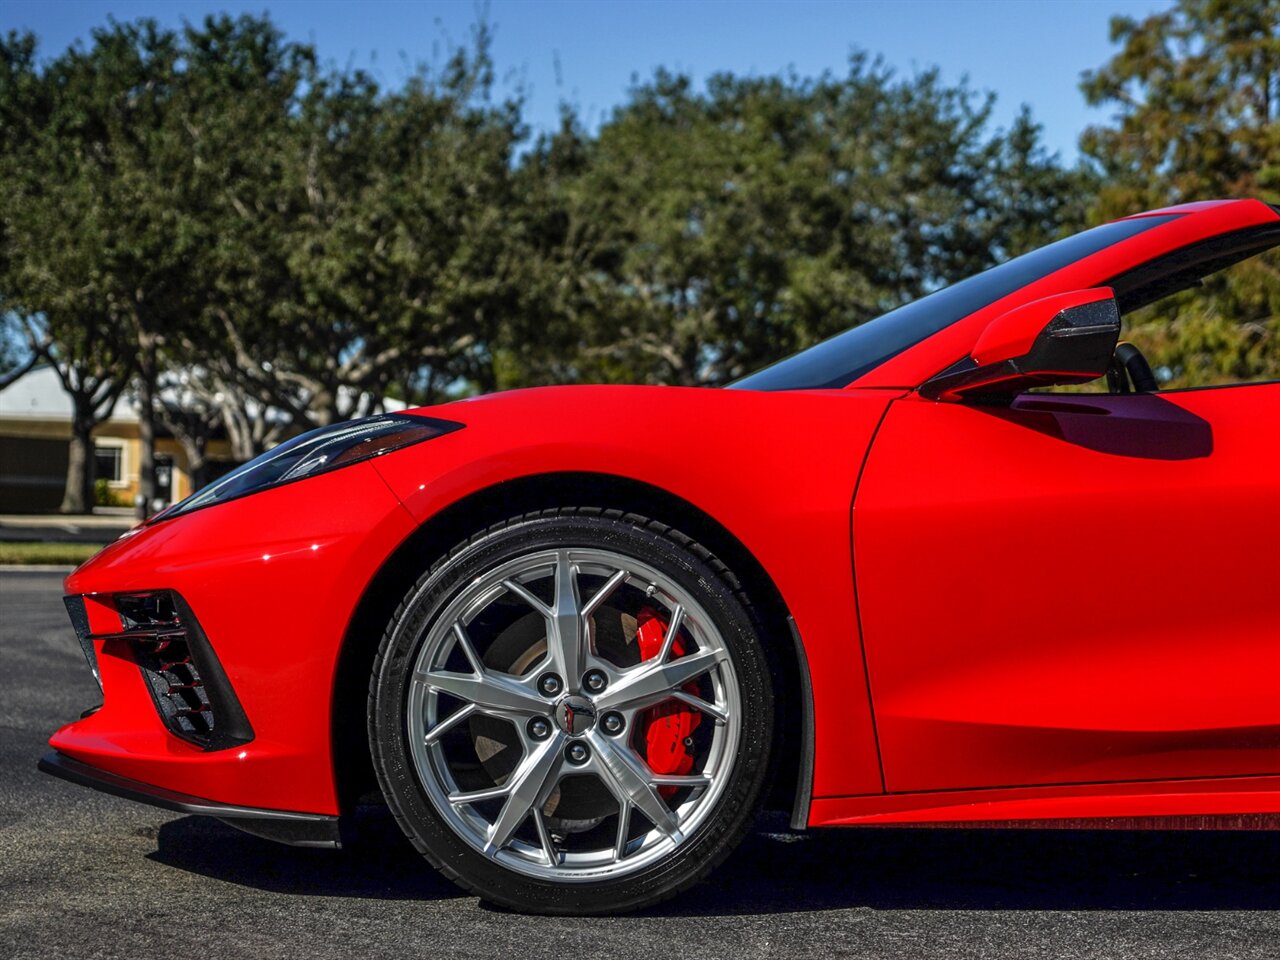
[0,353,38,392]
[311,386,338,427]
[135,373,157,519]
[222,404,254,462]
[181,434,209,493]
[59,417,94,515]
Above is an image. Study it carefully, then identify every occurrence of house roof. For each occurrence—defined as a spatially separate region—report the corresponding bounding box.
[0,363,408,424]
[0,364,133,422]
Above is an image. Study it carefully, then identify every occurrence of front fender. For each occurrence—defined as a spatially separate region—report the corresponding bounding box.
[373,385,902,801]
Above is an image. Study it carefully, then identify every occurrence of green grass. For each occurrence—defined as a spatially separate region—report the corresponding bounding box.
[0,541,102,565]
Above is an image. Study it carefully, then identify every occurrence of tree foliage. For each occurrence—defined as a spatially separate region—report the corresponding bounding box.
[269,29,529,419]
[2,12,1090,446]
[1081,0,1280,388]
[514,62,1088,387]
[9,6,1273,511]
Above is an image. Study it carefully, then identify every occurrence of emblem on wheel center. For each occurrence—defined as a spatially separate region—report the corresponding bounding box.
[555,695,597,736]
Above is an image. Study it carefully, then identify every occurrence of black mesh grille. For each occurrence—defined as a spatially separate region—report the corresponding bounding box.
[118,593,212,738]
[112,591,253,750]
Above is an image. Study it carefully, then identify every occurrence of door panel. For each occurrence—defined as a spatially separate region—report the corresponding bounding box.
[855,384,1280,793]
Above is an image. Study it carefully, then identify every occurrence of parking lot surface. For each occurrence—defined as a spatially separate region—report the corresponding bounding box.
[2,568,1278,959]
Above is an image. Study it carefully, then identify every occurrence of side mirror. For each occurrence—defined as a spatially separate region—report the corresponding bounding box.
[919,288,1120,403]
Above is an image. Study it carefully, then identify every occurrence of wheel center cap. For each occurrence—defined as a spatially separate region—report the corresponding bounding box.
[554,695,597,737]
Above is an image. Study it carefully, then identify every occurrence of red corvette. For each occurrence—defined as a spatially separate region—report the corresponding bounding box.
[42,198,1280,913]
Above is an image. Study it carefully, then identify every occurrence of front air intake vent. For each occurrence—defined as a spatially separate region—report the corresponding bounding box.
[112,591,254,751]
[119,593,214,738]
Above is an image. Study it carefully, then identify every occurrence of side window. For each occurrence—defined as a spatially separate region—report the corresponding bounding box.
[1114,225,1280,391]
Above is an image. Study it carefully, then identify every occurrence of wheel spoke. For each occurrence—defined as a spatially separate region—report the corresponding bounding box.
[416,669,546,715]
[668,688,728,724]
[484,735,566,854]
[548,550,585,690]
[532,808,558,866]
[448,782,513,805]
[614,798,632,861]
[425,702,478,745]
[451,621,485,675]
[655,604,684,664]
[589,732,683,843]
[502,578,550,617]
[582,568,628,619]
[650,773,712,788]
[596,647,726,714]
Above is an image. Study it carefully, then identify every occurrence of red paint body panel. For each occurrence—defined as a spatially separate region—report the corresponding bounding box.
[855,385,1280,794]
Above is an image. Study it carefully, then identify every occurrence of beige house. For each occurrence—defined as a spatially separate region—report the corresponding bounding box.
[0,364,408,513]
[0,364,235,513]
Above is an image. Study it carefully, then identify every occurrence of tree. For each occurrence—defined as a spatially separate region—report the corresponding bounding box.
[518,58,1089,387]
[0,22,191,514]
[39,317,134,513]
[1082,0,1279,214]
[0,17,318,504]
[153,15,315,465]
[3,9,1101,518]
[1080,0,1280,387]
[0,314,37,390]
[0,31,136,512]
[258,29,529,421]
[0,35,38,394]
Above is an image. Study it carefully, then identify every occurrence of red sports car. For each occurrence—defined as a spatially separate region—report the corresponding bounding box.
[42,198,1280,914]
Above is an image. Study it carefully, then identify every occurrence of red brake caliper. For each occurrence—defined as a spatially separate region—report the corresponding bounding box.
[634,606,702,797]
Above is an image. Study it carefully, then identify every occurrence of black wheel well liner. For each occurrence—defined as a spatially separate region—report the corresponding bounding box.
[331,471,807,820]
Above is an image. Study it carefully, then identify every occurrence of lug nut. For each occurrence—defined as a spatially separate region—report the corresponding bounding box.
[527,717,552,741]
[582,669,608,693]
[602,712,625,736]
[538,673,563,697]
[565,742,590,765]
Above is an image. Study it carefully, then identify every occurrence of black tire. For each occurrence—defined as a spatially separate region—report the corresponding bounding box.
[369,508,774,914]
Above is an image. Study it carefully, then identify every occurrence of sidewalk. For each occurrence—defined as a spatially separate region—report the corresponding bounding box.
[0,510,136,544]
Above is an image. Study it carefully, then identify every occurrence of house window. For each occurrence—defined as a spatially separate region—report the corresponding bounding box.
[94,444,124,485]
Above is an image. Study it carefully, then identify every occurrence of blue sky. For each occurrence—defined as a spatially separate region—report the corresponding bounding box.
[4,0,1172,160]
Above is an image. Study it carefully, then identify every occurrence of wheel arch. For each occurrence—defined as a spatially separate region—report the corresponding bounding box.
[331,470,811,824]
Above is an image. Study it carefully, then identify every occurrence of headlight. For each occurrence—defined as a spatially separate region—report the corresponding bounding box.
[157,413,462,520]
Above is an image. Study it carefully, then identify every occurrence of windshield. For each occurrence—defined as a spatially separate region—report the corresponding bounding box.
[730,214,1181,391]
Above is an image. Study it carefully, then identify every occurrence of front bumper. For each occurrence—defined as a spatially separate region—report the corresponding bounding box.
[39,751,341,847]
[42,459,418,819]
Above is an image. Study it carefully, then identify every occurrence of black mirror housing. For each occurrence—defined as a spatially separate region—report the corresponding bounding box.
[920,290,1120,403]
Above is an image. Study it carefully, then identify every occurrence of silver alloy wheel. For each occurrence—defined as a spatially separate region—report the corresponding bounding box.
[405,547,741,882]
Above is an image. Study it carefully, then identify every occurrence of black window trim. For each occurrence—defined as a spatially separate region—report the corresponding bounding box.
[1025,220,1280,398]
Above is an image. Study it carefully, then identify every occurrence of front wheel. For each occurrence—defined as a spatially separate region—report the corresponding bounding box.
[369,510,774,914]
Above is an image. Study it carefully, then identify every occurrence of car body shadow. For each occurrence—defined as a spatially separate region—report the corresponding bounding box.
[1001,393,1214,460]
[649,813,1280,916]
[149,807,467,901]
[150,808,1280,914]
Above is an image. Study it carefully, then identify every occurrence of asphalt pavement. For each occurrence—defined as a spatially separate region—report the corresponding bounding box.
[2,568,1279,959]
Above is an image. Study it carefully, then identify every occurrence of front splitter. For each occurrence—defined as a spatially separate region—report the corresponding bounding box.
[38,750,342,849]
